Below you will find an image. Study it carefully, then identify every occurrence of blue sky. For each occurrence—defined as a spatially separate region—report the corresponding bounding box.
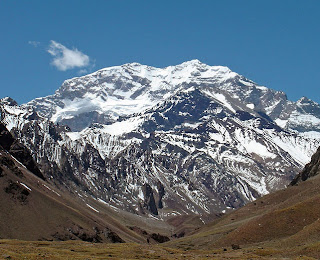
[1,1,319,104]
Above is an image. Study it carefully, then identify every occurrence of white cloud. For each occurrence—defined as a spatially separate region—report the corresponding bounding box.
[28,41,40,47]
[47,40,90,71]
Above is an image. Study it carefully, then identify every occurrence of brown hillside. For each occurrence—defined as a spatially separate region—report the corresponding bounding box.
[166,148,320,258]
[0,148,149,243]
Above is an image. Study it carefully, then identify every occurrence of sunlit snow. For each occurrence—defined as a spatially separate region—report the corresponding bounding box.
[101,117,144,135]
[275,118,288,129]
[86,203,99,213]
[246,103,254,109]
[202,91,236,113]
[20,182,32,191]
[235,129,276,159]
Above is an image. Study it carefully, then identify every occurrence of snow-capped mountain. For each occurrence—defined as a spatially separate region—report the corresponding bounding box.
[1,60,320,218]
[28,60,241,131]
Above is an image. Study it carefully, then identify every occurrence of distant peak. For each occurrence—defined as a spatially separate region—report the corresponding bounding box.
[297,96,312,104]
[0,97,18,106]
[123,61,143,67]
[186,59,202,63]
[177,59,232,73]
[180,59,205,66]
[123,59,206,69]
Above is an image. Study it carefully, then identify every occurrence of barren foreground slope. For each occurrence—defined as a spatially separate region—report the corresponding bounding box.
[166,150,320,259]
[2,157,320,258]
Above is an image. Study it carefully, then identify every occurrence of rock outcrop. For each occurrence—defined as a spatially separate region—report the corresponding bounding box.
[0,123,45,180]
[290,146,320,185]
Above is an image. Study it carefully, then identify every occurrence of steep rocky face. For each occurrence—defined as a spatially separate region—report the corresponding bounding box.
[2,60,320,218]
[290,146,320,185]
[0,122,44,180]
[0,122,15,150]
[142,183,158,215]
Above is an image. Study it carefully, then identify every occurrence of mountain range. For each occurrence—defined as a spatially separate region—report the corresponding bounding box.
[1,119,320,258]
[1,59,320,219]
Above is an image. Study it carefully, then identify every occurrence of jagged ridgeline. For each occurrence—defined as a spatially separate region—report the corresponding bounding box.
[1,60,320,217]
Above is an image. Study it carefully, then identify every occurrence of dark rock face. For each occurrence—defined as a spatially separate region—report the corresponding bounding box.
[0,123,44,180]
[157,181,165,209]
[9,142,45,180]
[142,183,158,215]
[290,146,320,185]
[0,123,15,151]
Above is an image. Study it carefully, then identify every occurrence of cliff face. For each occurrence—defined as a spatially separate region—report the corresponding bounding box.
[0,123,45,180]
[290,146,320,185]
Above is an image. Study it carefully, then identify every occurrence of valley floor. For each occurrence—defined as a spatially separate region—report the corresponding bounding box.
[0,240,319,260]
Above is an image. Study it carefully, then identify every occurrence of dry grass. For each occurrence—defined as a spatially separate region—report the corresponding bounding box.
[0,239,304,259]
[165,175,320,259]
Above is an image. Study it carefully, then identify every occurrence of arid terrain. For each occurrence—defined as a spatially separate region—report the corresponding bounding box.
[2,171,320,259]
[0,239,319,259]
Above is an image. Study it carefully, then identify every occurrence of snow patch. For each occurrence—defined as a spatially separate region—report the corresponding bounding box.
[19,182,32,191]
[203,91,236,113]
[183,122,201,129]
[235,129,276,159]
[101,117,144,135]
[246,103,254,109]
[86,204,99,213]
[138,188,144,201]
[209,132,225,143]
[66,132,82,141]
[275,119,288,129]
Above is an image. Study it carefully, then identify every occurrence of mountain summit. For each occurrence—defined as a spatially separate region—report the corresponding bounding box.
[27,60,240,131]
[1,60,320,217]
[27,60,320,133]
